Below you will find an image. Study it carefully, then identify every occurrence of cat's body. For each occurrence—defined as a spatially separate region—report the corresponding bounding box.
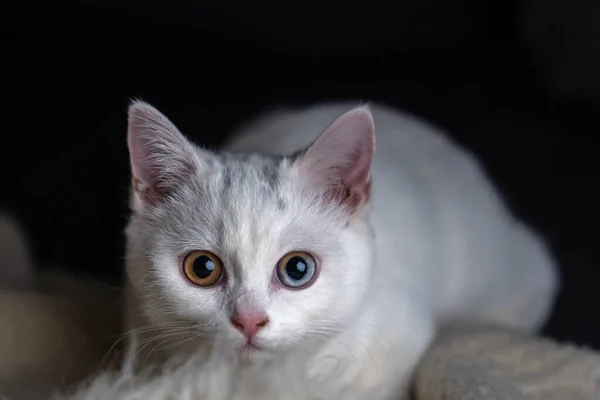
[124,101,557,399]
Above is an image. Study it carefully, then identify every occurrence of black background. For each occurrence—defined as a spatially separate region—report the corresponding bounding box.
[1,0,599,348]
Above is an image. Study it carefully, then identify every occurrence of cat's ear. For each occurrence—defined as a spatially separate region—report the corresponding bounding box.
[294,106,375,213]
[127,100,204,207]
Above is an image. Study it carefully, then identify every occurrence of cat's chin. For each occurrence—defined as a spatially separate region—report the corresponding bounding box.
[238,341,263,353]
[236,343,275,363]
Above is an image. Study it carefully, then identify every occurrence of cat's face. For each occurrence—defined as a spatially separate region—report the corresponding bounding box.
[125,102,375,359]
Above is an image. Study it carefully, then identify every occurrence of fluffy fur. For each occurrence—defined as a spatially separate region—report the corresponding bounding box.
[122,101,558,399]
[60,350,313,400]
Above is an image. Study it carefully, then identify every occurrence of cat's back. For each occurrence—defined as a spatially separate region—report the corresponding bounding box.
[225,102,557,332]
[225,102,482,185]
[225,102,449,156]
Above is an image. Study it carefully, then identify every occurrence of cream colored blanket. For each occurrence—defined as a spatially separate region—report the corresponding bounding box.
[414,325,600,400]
[0,288,120,399]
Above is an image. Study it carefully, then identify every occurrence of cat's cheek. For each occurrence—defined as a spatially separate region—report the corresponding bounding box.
[258,307,314,350]
[154,273,227,330]
[251,331,296,352]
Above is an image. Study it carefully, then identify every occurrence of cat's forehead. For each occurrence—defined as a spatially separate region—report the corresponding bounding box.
[152,152,326,271]
[162,151,296,238]
[201,152,291,211]
[154,150,336,254]
[216,152,289,194]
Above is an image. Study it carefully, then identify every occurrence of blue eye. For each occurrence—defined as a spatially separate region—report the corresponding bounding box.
[276,252,318,288]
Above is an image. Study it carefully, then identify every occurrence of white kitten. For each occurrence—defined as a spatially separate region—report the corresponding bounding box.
[123,101,558,399]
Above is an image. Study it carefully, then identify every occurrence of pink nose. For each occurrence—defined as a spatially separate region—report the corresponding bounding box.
[230,312,269,339]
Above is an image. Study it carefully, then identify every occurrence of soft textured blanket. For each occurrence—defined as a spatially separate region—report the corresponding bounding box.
[414,325,600,400]
[0,288,120,400]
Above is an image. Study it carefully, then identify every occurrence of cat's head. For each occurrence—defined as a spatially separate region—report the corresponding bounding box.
[125,101,376,359]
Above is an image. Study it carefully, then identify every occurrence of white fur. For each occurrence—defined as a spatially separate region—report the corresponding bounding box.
[60,350,314,400]
[122,101,558,399]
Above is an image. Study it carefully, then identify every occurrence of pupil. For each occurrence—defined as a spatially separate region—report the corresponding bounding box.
[193,255,215,279]
[286,257,308,281]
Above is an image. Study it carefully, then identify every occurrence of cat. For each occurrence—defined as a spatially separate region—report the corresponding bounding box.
[123,100,558,399]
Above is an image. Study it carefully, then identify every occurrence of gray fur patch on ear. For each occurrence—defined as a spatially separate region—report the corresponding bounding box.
[0,212,33,289]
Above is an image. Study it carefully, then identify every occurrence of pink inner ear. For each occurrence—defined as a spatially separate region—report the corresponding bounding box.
[128,121,154,189]
[127,101,199,205]
[298,107,375,209]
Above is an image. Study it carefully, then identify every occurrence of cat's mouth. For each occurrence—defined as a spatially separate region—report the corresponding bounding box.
[240,341,263,352]
[236,341,267,362]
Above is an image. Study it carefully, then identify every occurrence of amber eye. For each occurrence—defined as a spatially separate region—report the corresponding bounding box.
[183,251,223,287]
[276,251,317,288]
